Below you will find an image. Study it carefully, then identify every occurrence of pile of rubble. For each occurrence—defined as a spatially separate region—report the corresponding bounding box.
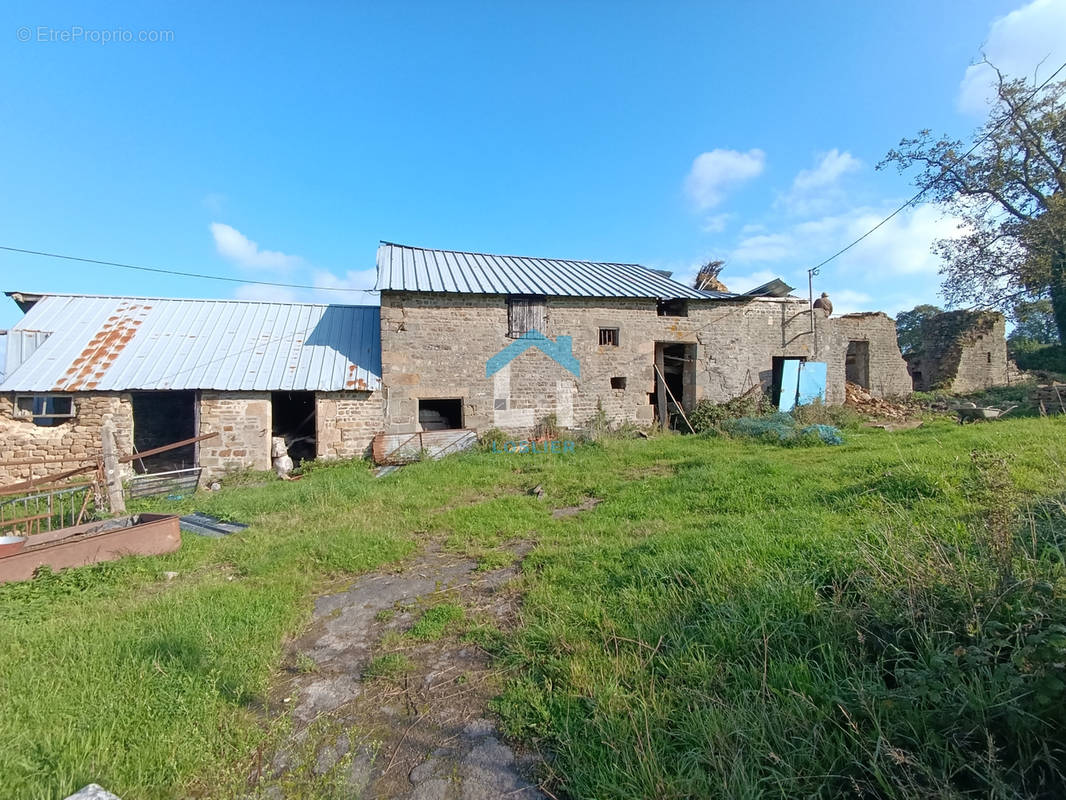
[844,382,912,420]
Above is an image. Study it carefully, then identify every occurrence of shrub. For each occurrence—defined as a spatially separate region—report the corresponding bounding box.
[689,389,773,433]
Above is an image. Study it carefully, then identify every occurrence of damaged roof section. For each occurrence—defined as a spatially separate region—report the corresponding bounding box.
[0,293,382,392]
[375,241,735,300]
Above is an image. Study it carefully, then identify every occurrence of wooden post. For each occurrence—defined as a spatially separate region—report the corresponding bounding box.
[655,344,667,430]
[101,420,126,514]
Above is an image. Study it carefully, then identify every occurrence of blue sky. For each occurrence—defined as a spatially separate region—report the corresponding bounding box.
[2,0,1064,332]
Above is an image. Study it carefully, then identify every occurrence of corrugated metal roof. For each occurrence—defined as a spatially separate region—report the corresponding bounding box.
[0,294,381,392]
[375,242,734,300]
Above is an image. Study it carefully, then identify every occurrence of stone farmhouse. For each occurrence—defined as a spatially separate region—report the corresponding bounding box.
[1,242,913,482]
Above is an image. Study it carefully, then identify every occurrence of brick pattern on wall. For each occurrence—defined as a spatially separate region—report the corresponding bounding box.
[316,390,382,460]
[0,393,134,483]
[379,292,912,436]
[197,391,271,480]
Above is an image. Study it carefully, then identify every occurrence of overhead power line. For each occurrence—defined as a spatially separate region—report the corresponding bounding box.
[807,59,1066,277]
[0,244,378,293]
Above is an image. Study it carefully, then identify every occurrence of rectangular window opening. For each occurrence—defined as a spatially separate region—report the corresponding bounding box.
[610,376,627,390]
[599,328,619,347]
[986,352,992,364]
[15,394,75,427]
[657,299,688,317]
[419,398,463,430]
[507,295,547,338]
[131,391,198,472]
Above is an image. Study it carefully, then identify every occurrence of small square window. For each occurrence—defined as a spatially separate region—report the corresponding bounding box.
[494,398,508,411]
[599,328,619,347]
[610,377,627,390]
[15,394,75,427]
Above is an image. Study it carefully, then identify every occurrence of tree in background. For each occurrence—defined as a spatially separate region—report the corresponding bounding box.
[880,64,1066,342]
[895,304,943,355]
[1009,296,1061,347]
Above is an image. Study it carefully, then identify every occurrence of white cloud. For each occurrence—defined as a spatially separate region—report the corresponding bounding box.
[958,0,1066,113]
[233,283,299,303]
[684,148,766,210]
[210,222,303,271]
[828,288,873,317]
[720,269,779,294]
[701,213,733,233]
[777,149,862,215]
[310,267,379,304]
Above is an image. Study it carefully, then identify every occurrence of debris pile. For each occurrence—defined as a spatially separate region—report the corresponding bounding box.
[844,382,911,420]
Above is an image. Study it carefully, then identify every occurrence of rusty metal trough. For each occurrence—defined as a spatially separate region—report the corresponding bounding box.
[0,513,181,583]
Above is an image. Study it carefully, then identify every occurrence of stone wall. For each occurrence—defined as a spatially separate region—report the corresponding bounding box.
[379,292,911,435]
[0,393,134,483]
[827,313,913,398]
[197,391,271,480]
[908,311,1010,392]
[316,390,382,460]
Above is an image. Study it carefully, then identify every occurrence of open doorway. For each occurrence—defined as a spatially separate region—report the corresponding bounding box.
[271,391,317,465]
[770,357,806,407]
[845,341,870,388]
[418,398,463,430]
[131,391,197,473]
[653,343,695,428]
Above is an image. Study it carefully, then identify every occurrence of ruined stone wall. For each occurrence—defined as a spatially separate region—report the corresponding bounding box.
[379,292,908,435]
[0,393,133,483]
[826,313,913,398]
[909,311,1009,392]
[197,391,271,480]
[316,390,382,460]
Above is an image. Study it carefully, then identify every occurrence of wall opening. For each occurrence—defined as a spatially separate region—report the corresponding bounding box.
[770,356,806,406]
[653,342,694,428]
[419,398,463,430]
[599,328,619,346]
[845,340,870,388]
[507,296,547,338]
[271,391,317,465]
[131,391,197,473]
[610,376,627,390]
[657,299,688,317]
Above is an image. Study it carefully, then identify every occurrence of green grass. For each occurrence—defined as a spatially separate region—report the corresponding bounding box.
[407,602,465,640]
[1,420,1066,798]
[363,652,412,681]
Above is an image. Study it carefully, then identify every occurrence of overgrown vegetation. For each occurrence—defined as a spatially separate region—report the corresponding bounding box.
[2,420,1065,798]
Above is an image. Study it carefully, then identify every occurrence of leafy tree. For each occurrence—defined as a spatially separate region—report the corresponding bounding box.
[895,304,943,355]
[880,64,1066,341]
[1009,296,1060,346]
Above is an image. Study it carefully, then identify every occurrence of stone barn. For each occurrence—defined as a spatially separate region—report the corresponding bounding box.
[0,292,382,483]
[375,242,912,436]
[905,310,1012,392]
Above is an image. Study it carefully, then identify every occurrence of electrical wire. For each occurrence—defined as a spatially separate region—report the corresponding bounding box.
[0,245,378,293]
[807,59,1066,277]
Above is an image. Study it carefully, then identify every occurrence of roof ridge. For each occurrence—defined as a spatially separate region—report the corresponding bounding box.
[378,241,644,268]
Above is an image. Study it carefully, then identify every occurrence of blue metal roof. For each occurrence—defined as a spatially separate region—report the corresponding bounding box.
[375,242,735,300]
[0,294,381,392]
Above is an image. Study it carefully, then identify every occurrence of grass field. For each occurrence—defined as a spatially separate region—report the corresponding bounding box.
[1,417,1065,798]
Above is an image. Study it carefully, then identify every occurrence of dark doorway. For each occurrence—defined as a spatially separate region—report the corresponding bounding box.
[419,398,463,430]
[271,391,317,464]
[770,357,806,407]
[845,341,870,388]
[653,343,695,429]
[131,391,197,473]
